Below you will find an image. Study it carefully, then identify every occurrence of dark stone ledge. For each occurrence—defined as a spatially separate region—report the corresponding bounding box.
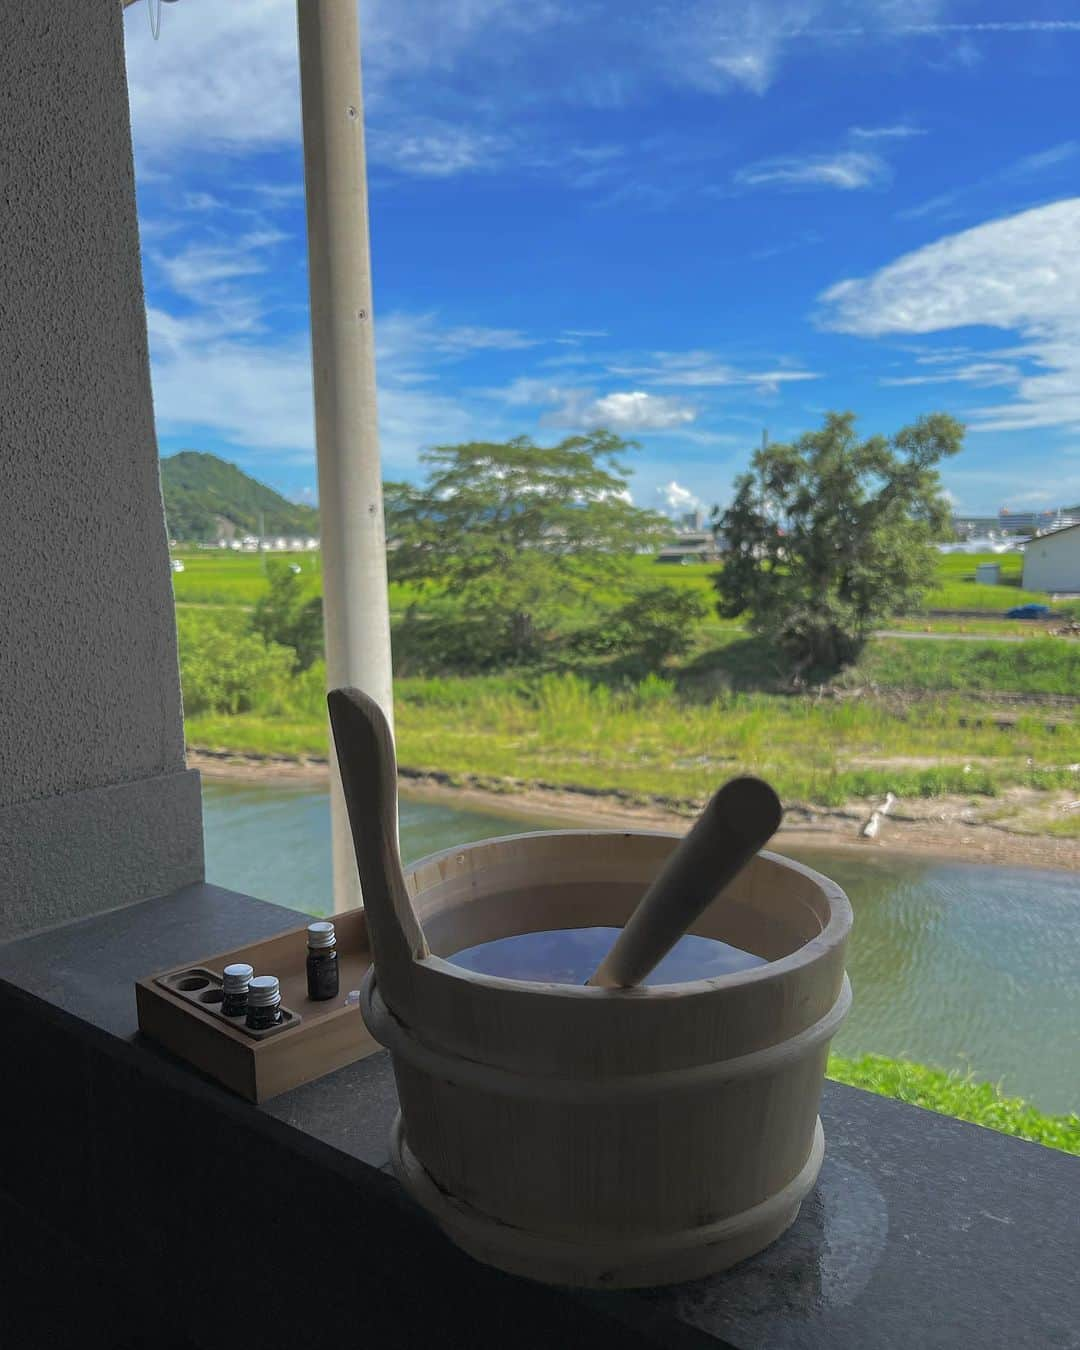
[0,883,1076,1349]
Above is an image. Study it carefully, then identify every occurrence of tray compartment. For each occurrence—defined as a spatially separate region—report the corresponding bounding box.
[136,907,378,1102]
[153,967,303,1040]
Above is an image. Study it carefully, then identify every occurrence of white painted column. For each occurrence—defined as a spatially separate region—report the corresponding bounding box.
[296,0,394,913]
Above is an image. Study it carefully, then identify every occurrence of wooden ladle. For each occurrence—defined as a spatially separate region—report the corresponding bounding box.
[328,687,430,1006]
[587,776,783,988]
[329,686,782,997]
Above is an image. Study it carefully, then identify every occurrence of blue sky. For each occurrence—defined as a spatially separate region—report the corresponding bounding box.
[123,1,1080,517]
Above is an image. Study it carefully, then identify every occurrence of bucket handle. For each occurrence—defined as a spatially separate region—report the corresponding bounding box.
[328,687,430,1005]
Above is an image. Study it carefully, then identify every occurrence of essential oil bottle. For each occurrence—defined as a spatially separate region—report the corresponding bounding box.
[306,921,339,1001]
[221,963,254,1018]
[246,975,283,1030]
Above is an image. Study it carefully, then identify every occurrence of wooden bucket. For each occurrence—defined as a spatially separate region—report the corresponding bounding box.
[359,830,852,1288]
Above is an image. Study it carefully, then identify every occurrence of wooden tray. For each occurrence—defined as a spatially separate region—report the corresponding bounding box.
[135,907,380,1102]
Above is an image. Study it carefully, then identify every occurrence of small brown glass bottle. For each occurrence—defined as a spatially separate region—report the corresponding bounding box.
[221,963,253,1018]
[246,975,283,1030]
[306,921,339,1001]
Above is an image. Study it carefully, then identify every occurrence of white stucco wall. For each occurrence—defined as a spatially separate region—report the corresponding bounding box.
[0,1,203,939]
[1022,527,1080,594]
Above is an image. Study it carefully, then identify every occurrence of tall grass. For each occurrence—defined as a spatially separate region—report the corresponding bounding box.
[188,670,1079,808]
[176,549,1079,810]
[862,638,1080,696]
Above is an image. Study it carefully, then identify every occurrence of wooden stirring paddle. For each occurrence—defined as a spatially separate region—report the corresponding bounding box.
[587,776,783,989]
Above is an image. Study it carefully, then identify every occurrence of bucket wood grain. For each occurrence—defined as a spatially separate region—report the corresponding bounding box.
[359,830,852,1288]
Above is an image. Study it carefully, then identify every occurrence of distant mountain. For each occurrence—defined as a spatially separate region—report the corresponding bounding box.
[161,451,318,543]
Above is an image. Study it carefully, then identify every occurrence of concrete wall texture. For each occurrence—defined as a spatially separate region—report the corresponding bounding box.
[0,1,203,939]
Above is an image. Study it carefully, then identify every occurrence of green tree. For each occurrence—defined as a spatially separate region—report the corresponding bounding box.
[386,432,673,668]
[713,411,962,673]
[573,587,710,673]
[252,562,324,670]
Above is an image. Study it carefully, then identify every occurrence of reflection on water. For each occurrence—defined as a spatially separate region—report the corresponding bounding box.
[201,780,1080,1113]
[201,782,533,914]
[449,927,766,985]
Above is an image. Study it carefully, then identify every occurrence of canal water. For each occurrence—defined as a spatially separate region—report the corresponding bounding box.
[202,780,1080,1115]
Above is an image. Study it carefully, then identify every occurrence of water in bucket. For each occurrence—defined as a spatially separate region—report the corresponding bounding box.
[449,927,766,986]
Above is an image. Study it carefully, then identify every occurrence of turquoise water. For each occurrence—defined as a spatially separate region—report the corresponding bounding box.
[201,780,1080,1114]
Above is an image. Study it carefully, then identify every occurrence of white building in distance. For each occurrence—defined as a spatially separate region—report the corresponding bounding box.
[1022,523,1080,594]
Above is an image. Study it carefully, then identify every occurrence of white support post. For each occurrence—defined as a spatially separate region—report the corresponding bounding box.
[296,0,394,913]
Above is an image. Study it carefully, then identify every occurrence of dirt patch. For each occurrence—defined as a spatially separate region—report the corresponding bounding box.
[189,749,1080,870]
[190,748,329,782]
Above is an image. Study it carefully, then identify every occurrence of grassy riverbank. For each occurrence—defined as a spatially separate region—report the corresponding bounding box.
[826,1055,1080,1155]
[175,549,1080,835]
[186,662,1080,808]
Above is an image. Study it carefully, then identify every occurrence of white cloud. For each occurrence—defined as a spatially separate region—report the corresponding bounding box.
[146,309,316,454]
[850,123,925,140]
[807,20,1080,38]
[122,0,560,162]
[820,198,1080,431]
[881,21,1080,35]
[543,390,697,432]
[182,191,226,211]
[709,50,772,95]
[378,313,536,359]
[121,0,991,174]
[482,376,567,407]
[1007,141,1079,178]
[899,142,1080,221]
[251,181,307,204]
[668,1,949,98]
[154,230,287,301]
[879,361,1019,388]
[124,1,301,159]
[609,351,819,392]
[821,199,1080,336]
[145,299,517,472]
[734,150,889,191]
[658,480,705,516]
[897,190,963,222]
[368,122,508,177]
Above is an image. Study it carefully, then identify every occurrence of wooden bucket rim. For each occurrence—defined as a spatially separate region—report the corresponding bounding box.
[402,830,851,1001]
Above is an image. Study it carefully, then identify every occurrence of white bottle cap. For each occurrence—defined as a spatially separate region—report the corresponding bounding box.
[248,975,281,1008]
[222,963,254,993]
[307,921,336,949]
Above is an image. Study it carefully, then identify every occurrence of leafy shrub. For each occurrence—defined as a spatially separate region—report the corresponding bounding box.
[177,610,297,716]
[572,587,709,672]
[252,563,324,670]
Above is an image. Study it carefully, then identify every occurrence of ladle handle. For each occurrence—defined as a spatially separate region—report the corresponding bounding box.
[587,776,783,989]
[328,688,429,1006]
